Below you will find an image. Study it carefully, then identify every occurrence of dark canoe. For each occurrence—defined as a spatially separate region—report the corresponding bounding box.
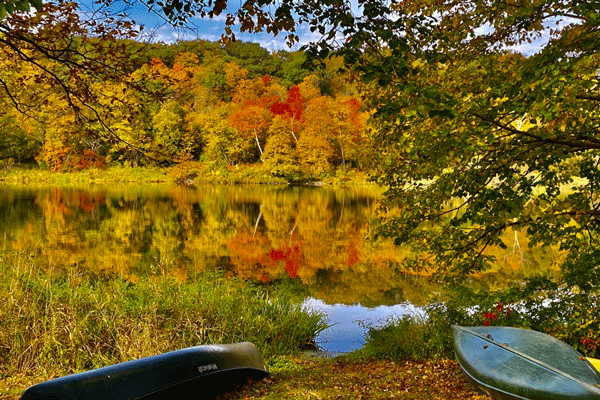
[453,325,600,400]
[21,342,269,400]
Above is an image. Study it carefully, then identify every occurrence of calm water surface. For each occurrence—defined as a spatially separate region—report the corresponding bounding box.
[0,184,561,353]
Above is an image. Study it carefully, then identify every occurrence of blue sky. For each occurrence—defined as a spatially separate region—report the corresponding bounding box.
[79,1,568,55]
[83,0,327,52]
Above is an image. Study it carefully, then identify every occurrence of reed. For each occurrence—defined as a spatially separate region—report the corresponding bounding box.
[0,255,327,378]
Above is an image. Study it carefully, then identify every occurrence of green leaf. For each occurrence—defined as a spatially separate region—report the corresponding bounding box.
[29,0,43,10]
[428,109,439,118]
[15,0,30,12]
[0,4,6,19]
[362,70,378,84]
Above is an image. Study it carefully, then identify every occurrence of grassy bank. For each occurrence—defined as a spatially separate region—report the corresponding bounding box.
[0,255,326,391]
[0,165,172,184]
[0,253,495,399]
[0,164,372,186]
[0,254,489,400]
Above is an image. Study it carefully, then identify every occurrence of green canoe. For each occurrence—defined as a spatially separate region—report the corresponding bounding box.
[453,325,600,400]
[21,342,269,400]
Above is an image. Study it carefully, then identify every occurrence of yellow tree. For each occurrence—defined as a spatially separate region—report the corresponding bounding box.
[151,100,187,162]
[297,96,338,177]
[1,1,148,162]
[297,75,322,101]
[262,115,299,179]
[330,97,370,170]
[187,105,248,166]
[0,58,42,163]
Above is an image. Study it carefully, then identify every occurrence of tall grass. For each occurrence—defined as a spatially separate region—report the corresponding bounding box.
[360,314,457,361]
[0,255,327,378]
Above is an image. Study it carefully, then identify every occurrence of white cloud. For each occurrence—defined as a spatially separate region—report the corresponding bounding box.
[193,13,228,23]
[141,24,203,44]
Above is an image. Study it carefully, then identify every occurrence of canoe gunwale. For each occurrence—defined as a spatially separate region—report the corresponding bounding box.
[455,325,600,390]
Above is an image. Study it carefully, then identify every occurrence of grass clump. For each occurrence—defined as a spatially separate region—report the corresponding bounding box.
[359,299,481,362]
[359,314,452,361]
[0,255,327,379]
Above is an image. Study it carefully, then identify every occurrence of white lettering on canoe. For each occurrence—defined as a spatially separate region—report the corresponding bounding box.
[198,364,218,374]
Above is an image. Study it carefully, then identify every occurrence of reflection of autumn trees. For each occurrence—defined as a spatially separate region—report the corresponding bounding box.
[2,185,561,305]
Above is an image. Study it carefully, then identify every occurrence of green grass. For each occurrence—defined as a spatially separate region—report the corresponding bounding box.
[359,281,600,362]
[358,299,483,362]
[0,254,327,378]
[359,313,456,361]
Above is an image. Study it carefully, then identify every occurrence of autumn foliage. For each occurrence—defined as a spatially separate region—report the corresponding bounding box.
[0,11,370,180]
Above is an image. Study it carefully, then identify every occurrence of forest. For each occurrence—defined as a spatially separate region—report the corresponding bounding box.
[0,36,371,182]
[2,0,600,367]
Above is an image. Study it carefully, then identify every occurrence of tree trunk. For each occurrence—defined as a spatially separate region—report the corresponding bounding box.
[254,128,264,162]
[339,127,346,170]
[290,117,299,144]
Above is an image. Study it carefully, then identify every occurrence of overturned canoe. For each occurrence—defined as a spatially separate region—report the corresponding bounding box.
[453,325,600,400]
[21,342,269,400]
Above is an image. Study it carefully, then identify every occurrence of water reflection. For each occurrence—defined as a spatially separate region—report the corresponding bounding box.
[1,184,561,304]
[0,183,563,351]
[303,298,424,354]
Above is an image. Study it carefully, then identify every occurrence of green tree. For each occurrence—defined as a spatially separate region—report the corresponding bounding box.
[337,2,600,291]
[224,41,279,78]
[277,51,310,87]
[0,0,42,19]
[0,112,40,163]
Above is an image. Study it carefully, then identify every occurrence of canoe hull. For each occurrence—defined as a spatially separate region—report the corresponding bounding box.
[21,342,269,400]
[453,326,600,400]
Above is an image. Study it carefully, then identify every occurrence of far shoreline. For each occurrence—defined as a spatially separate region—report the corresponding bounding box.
[0,165,376,188]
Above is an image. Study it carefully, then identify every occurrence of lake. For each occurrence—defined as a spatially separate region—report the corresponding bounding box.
[0,183,562,353]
